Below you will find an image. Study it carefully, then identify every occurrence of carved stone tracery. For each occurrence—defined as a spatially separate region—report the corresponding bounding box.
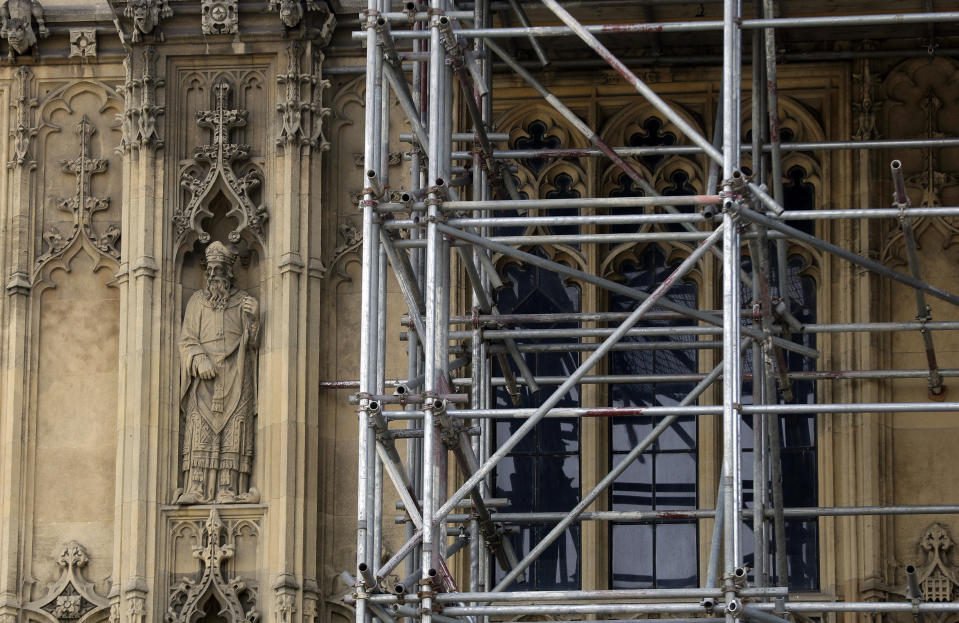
[23,542,108,623]
[36,116,120,272]
[176,81,267,247]
[880,57,959,265]
[166,509,259,623]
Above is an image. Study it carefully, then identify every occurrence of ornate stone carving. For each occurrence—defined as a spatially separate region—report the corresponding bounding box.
[23,542,108,623]
[310,42,334,152]
[69,28,96,58]
[852,52,880,141]
[0,0,48,59]
[8,65,36,168]
[118,46,165,151]
[36,116,120,272]
[276,41,312,148]
[166,509,259,623]
[202,0,238,35]
[914,524,959,602]
[316,219,362,281]
[880,57,959,265]
[176,81,267,247]
[175,241,260,505]
[267,0,323,29]
[124,0,172,43]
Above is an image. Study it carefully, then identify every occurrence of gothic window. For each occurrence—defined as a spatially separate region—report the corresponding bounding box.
[740,254,819,591]
[608,245,699,588]
[493,253,582,590]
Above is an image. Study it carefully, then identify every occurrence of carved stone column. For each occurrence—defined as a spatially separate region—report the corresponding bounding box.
[111,42,166,623]
[0,63,37,623]
[262,24,334,619]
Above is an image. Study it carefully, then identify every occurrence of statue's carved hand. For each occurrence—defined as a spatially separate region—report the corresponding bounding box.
[195,354,216,379]
[241,296,258,318]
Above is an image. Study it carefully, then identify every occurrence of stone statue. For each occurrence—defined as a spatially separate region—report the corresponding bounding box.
[176,241,260,505]
[0,0,49,58]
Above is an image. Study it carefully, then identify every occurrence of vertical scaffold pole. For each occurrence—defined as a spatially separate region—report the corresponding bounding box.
[357,0,383,619]
[422,1,453,619]
[721,0,745,613]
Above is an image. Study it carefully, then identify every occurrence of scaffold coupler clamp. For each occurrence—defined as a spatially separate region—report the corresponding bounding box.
[360,8,379,30]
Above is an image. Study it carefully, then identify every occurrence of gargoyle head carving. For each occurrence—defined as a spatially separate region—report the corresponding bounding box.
[4,17,35,54]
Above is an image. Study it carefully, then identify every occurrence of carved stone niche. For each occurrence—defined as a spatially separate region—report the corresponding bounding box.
[23,542,109,623]
[175,80,268,250]
[164,507,263,623]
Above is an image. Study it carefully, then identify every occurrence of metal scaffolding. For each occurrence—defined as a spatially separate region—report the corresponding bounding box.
[341,1,959,622]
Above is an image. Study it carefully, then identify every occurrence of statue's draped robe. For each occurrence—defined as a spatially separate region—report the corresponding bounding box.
[179,289,258,493]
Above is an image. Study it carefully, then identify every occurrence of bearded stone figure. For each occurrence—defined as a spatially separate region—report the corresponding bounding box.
[176,241,260,505]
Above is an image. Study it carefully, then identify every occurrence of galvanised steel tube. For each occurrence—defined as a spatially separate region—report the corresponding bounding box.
[486,340,722,352]
[750,603,959,613]
[893,159,944,396]
[452,368,959,386]
[356,0,382,615]
[705,481,725,588]
[435,502,959,523]
[419,0,452,603]
[436,222,819,358]
[492,338,738,591]
[351,11,959,39]
[739,204,959,308]
[389,205,959,220]
[433,225,725,526]
[448,138,959,160]
[435,588,785,602]
[472,326,725,338]
[441,604,714,616]
[384,401,959,419]
[444,193,718,208]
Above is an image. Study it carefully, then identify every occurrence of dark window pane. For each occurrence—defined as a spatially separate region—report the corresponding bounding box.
[492,253,582,590]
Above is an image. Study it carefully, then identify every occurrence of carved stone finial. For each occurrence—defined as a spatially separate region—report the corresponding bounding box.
[124,0,172,43]
[201,0,238,35]
[57,541,90,569]
[0,0,49,59]
[175,81,268,247]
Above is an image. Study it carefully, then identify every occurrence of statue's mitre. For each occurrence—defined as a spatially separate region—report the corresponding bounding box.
[205,241,237,265]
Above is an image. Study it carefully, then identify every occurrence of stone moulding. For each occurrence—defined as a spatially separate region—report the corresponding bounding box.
[175,80,268,248]
[23,541,109,623]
